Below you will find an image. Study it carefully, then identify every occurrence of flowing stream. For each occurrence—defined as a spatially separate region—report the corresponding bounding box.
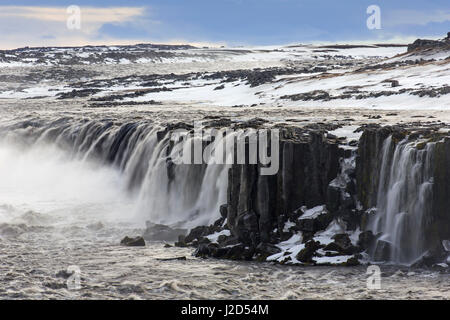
[369,136,435,265]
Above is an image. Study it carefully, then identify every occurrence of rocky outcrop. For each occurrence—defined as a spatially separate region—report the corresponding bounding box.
[226,128,341,246]
[407,33,450,52]
[181,123,450,267]
[120,236,146,247]
[429,136,450,252]
[357,124,450,265]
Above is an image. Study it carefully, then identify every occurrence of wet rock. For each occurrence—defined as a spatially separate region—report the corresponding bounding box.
[411,242,448,268]
[156,256,187,261]
[225,244,254,260]
[193,243,211,258]
[296,207,333,233]
[332,233,351,248]
[357,230,375,250]
[185,226,210,243]
[345,255,360,266]
[220,235,240,247]
[373,239,391,262]
[120,236,145,247]
[296,240,322,263]
[322,233,358,255]
[255,242,282,259]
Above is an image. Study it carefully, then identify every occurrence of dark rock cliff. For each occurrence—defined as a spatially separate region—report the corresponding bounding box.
[226,128,341,246]
[181,123,450,268]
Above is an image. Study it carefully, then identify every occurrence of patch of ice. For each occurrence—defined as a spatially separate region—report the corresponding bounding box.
[267,233,304,263]
[313,255,353,265]
[299,205,327,219]
[206,230,231,244]
[283,220,296,232]
[314,219,346,245]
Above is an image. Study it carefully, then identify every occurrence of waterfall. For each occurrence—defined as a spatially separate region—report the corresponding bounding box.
[369,135,435,265]
[0,119,230,229]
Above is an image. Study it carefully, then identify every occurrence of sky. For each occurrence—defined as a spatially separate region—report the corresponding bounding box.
[0,0,449,49]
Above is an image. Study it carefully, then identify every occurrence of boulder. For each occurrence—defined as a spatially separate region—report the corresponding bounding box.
[345,255,360,266]
[185,225,210,243]
[322,233,358,255]
[120,236,145,247]
[296,240,322,263]
[296,207,333,233]
[193,243,211,258]
[225,244,254,261]
[255,242,282,259]
[357,230,375,250]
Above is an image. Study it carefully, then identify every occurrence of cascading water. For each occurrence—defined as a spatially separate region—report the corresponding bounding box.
[0,119,231,230]
[369,135,435,265]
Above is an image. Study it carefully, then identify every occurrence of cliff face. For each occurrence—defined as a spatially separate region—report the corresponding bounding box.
[7,116,447,266]
[226,129,341,246]
[356,125,450,265]
[182,124,450,267]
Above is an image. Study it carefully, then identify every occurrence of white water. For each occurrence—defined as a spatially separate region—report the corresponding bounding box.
[369,136,435,265]
[0,120,230,230]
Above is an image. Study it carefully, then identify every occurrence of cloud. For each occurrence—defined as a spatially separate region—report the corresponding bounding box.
[0,6,145,23]
[384,9,450,27]
[0,6,149,49]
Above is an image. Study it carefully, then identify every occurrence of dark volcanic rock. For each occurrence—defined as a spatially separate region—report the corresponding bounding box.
[255,242,282,259]
[226,128,340,246]
[120,236,145,247]
[407,36,450,52]
[296,240,322,263]
[357,230,375,251]
[185,226,211,243]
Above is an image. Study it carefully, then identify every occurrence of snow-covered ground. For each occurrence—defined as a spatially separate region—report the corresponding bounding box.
[0,42,449,117]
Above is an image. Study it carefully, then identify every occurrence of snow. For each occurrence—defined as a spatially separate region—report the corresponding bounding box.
[328,126,363,141]
[313,255,353,265]
[206,229,231,243]
[314,220,346,246]
[283,220,296,232]
[299,205,327,219]
[1,43,448,111]
[267,233,304,264]
[266,219,361,265]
